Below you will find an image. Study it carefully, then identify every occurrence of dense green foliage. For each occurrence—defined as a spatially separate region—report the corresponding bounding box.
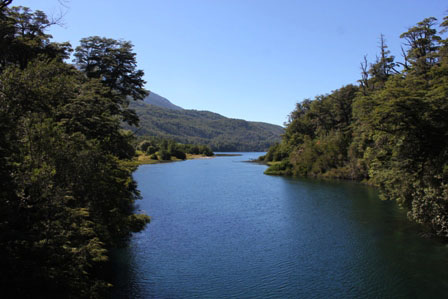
[262,16,448,240]
[0,3,149,297]
[137,137,214,161]
[127,101,284,152]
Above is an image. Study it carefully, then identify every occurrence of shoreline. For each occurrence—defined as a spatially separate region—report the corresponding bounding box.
[135,153,214,165]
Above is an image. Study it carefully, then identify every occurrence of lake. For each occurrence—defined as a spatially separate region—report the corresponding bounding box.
[111,153,448,298]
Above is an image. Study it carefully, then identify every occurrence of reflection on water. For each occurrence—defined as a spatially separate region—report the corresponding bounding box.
[110,153,448,298]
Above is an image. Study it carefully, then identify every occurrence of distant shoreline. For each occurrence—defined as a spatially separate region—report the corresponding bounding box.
[133,153,215,165]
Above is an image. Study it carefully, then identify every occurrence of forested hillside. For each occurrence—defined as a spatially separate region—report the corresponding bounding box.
[0,2,149,297]
[128,100,284,151]
[262,17,448,240]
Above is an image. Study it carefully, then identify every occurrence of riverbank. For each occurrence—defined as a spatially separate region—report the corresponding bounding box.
[135,153,214,165]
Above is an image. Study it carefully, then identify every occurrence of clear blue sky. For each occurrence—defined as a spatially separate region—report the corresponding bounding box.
[13,0,448,126]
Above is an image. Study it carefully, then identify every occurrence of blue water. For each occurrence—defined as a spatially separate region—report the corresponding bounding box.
[111,153,448,298]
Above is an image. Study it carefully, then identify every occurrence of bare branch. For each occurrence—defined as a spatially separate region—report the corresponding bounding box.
[359,55,369,94]
[48,8,67,28]
[0,0,13,10]
[58,0,70,9]
[400,46,409,70]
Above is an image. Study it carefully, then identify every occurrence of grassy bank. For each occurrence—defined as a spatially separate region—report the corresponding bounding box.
[134,152,214,165]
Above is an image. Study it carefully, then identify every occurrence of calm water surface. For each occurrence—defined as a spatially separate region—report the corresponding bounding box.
[111,153,448,298]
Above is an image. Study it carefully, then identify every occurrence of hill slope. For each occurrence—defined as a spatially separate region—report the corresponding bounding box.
[143,91,183,110]
[129,100,284,152]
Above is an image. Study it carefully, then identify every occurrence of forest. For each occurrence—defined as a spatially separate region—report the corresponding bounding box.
[129,100,284,152]
[1,0,448,297]
[261,16,448,240]
[0,2,150,297]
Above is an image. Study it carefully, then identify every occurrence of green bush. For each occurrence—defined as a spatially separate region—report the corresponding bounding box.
[146,145,157,155]
[157,150,171,161]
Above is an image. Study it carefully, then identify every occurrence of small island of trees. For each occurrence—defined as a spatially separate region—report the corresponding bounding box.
[135,138,214,163]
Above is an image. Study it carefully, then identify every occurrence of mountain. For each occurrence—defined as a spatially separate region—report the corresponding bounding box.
[128,94,284,152]
[143,91,183,110]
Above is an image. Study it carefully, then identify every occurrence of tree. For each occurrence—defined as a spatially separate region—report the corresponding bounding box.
[369,35,398,85]
[359,35,398,93]
[74,36,148,126]
[0,57,150,298]
[400,17,441,75]
[263,15,448,238]
[0,5,70,71]
[0,4,150,296]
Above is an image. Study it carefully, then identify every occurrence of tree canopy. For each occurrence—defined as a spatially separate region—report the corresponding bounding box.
[74,36,148,126]
[0,3,149,297]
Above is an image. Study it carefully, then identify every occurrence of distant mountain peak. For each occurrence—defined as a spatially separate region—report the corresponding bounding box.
[144,91,183,110]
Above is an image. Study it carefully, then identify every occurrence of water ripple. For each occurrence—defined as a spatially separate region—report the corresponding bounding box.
[111,153,448,299]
